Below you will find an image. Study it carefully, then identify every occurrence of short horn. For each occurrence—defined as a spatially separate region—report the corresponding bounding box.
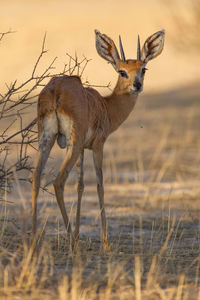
[119,35,126,61]
[137,35,141,60]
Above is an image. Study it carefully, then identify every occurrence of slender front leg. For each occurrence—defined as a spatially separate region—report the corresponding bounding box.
[74,150,84,243]
[93,148,110,251]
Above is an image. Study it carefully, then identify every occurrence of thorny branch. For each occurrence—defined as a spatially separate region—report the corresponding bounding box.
[0,32,110,193]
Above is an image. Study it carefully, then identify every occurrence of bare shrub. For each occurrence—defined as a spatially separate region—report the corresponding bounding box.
[0,32,93,193]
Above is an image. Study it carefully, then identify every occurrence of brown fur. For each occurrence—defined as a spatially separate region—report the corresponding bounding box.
[32,29,165,251]
[37,67,140,150]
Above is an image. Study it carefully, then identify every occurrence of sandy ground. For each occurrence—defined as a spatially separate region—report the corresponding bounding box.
[1,82,200,299]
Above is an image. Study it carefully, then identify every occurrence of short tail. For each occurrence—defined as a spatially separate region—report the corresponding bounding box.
[57,133,66,149]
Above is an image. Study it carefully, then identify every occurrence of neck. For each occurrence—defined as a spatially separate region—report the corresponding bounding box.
[104,87,139,134]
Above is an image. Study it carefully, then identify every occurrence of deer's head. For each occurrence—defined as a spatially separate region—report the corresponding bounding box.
[95,29,165,95]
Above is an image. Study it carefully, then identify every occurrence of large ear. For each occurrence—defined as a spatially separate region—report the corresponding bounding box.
[95,29,120,70]
[141,30,165,63]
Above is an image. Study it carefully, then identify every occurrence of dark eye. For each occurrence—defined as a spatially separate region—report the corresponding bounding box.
[141,67,148,75]
[118,70,128,78]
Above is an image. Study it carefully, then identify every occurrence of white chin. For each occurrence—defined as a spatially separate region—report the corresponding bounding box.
[130,89,138,95]
[130,87,143,95]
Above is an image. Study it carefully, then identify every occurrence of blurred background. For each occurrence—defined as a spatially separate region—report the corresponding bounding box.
[1,0,200,189]
[1,2,200,295]
[0,0,200,94]
[1,0,200,192]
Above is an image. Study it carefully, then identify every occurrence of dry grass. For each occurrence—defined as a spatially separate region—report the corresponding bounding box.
[1,83,200,299]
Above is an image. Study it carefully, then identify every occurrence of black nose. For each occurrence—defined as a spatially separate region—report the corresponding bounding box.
[134,81,142,90]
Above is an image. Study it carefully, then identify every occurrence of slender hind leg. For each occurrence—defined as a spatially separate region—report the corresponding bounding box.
[32,114,58,241]
[32,132,56,238]
[74,150,84,243]
[53,143,81,246]
[93,148,110,251]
